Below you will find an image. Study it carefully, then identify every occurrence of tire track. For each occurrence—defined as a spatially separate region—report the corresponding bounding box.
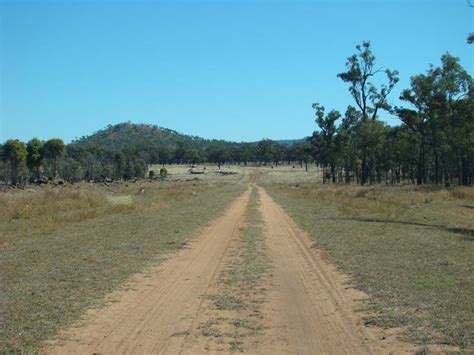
[257,186,412,354]
[45,186,252,355]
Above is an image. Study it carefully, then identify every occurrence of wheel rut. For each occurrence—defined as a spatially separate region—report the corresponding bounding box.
[256,186,413,355]
[45,178,413,354]
[46,186,252,355]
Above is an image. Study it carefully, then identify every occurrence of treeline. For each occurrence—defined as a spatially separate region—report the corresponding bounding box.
[2,42,472,186]
[310,42,473,186]
[0,135,311,185]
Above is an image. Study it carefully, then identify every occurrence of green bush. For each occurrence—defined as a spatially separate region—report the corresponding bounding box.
[159,167,168,179]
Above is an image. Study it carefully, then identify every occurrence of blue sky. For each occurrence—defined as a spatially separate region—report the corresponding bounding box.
[1,0,472,143]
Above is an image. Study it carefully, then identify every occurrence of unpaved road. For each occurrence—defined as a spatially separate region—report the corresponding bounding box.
[46,180,411,354]
[257,187,409,354]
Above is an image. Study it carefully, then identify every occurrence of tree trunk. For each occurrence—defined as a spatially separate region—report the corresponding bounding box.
[361,160,368,185]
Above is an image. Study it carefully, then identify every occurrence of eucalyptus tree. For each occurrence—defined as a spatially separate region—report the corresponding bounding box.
[338,41,399,122]
[336,106,360,183]
[293,141,313,171]
[44,138,65,178]
[437,53,473,185]
[1,139,27,185]
[206,141,229,169]
[397,53,473,185]
[26,138,44,179]
[310,103,340,183]
[397,70,438,184]
[337,41,399,184]
[256,139,274,166]
[272,143,287,167]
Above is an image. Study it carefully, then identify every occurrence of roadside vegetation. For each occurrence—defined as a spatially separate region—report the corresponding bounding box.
[262,172,474,349]
[0,171,246,352]
[198,187,270,352]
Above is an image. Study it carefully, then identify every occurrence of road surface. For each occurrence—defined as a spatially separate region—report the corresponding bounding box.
[46,178,411,354]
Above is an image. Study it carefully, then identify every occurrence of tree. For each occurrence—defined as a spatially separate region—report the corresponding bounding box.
[26,138,44,179]
[354,119,389,184]
[159,146,173,166]
[44,139,65,178]
[438,53,473,185]
[206,141,228,169]
[397,53,473,185]
[311,104,340,183]
[256,139,274,165]
[293,141,313,171]
[59,157,83,182]
[239,144,255,165]
[1,139,27,185]
[338,41,399,121]
[188,149,204,165]
[336,106,360,183]
[397,70,438,184]
[174,142,189,164]
[337,41,399,184]
[272,144,287,166]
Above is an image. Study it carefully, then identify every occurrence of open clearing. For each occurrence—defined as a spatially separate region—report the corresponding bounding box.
[2,166,472,354]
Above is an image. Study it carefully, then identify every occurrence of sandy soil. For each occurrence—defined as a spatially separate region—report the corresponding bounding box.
[256,187,413,354]
[46,186,252,355]
[45,179,414,354]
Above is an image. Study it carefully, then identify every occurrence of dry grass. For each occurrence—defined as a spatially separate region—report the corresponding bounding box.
[0,171,247,352]
[0,188,106,223]
[261,169,474,350]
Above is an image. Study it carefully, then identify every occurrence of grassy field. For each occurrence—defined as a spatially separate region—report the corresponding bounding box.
[0,166,247,352]
[3,163,473,352]
[262,170,474,349]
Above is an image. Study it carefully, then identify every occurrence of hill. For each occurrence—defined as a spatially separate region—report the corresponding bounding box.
[70,122,304,150]
[274,139,306,146]
[71,122,212,150]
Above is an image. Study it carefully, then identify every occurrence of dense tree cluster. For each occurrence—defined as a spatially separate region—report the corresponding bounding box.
[0,128,311,185]
[310,42,473,186]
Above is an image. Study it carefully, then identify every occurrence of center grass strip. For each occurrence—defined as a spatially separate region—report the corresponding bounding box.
[200,187,269,352]
[262,181,474,350]
[0,179,246,352]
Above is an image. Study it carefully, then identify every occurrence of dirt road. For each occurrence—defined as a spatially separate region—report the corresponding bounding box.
[46,181,410,354]
[257,187,399,354]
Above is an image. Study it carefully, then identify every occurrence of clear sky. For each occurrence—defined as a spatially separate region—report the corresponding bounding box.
[1,0,472,143]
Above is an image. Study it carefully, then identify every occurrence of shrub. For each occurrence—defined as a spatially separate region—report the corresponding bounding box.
[159,167,168,180]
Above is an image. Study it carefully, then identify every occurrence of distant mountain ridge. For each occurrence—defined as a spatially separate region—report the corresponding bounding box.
[273,139,306,146]
[71,122,303,149]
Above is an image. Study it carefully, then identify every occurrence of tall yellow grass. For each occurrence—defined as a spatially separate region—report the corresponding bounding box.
[269,183,474,219]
